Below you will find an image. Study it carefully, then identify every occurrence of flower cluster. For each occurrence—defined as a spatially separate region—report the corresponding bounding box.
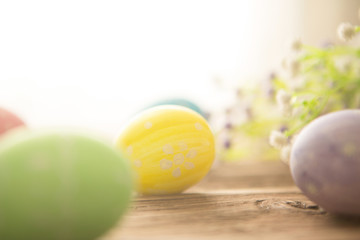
[269,13,360,164]
[210,81,281,162]
[337,23,360,42]
[212,10,360,163]
[276,90,292,117]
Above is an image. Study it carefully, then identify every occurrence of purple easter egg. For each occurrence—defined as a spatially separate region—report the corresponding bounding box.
[291,110,360,216]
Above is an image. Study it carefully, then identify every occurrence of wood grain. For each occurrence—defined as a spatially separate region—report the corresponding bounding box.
[102,161,360,240]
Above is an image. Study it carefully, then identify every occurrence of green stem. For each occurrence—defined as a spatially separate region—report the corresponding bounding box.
[285,95,330,137]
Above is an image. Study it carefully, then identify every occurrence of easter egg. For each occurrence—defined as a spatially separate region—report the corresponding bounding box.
[0,130,133,240]
[290,110,360,216]
[149,98,206,118]
[115,105,215,195]
[0,107,25,136]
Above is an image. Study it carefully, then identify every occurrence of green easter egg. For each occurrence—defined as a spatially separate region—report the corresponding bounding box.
[0,130,133,240]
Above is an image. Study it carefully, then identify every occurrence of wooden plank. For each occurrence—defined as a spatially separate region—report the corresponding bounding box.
[189,161,295,191]
[102,161,360,240]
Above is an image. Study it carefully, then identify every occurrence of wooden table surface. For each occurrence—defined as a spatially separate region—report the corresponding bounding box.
[103,161,360,240]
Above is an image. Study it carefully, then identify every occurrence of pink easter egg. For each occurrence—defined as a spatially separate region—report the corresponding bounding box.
[0,107,26,136]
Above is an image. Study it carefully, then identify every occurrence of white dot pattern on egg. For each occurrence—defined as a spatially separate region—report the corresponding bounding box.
[195,122,203,130]
[159,143,198,178]
[172,167,181,177]
[186,149,197,158]
[178,141,188,151]
[184,162,195,170]
[173,153,184,165]
[160,159,173,170]
[163,144,174,154]
[203,140,211,146]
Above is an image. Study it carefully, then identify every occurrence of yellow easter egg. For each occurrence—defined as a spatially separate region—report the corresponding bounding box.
[115,105,215,195]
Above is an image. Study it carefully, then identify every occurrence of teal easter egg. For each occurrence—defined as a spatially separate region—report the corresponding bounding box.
[149,98,206,117]
[0,130,133,240]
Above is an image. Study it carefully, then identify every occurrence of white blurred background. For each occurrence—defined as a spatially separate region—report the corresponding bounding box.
[1,0,359,137]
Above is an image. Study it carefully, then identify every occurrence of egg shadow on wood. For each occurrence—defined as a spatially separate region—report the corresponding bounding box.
[330,214,360,228]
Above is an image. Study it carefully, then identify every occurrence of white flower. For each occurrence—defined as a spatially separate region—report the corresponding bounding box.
[281,145,292,165]
[276,90,293,117]
[337,22,357,41]
[269,130,288,149]
[276,90,291,106]
[334,56,352,73]
[290,38,302,52]
[281,57,300,77]
[289,59,300,77]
